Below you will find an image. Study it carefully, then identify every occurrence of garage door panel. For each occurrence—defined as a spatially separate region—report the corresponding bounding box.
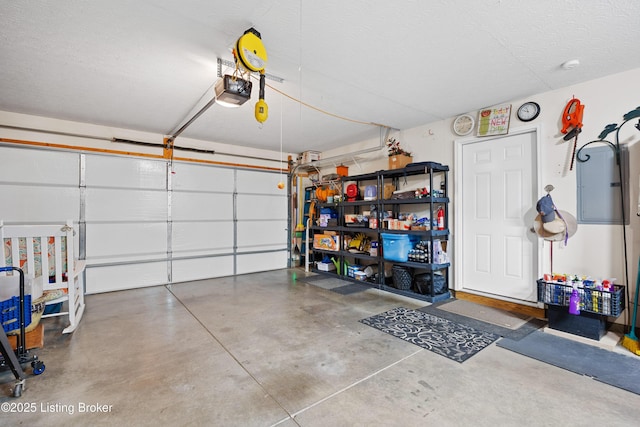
[172,221,234,254]
[86,262,167,294]
[172,163,234,192]
[237,194,287,220]
[237,220,287,249]
[0,185,80,223]
[237,251,287,275]
[236,170,284,194]
[172,192,233,221]
[85,223,167,260]
[85,156,166,189]
[0,147,79,185]
[86,188,167,221]
[171,256,235,283]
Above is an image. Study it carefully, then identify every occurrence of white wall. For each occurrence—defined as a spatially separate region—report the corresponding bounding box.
[322,68,640,303]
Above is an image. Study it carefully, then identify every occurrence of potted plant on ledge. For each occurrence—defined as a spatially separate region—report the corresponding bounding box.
[386,137,413,170]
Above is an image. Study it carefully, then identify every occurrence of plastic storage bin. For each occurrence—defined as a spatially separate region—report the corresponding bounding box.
[381,233,419,262]
[347,264,364,278]
[1,295,32,333]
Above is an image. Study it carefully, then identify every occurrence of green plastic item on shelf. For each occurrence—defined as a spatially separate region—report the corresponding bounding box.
[331,257,349,275]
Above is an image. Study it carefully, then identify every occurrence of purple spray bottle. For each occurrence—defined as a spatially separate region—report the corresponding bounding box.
[569,277,581,315]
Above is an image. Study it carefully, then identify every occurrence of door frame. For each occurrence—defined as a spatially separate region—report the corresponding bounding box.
[453,123,543,305]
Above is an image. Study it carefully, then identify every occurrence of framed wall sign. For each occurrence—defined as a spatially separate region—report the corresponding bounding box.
[477,104,511,136]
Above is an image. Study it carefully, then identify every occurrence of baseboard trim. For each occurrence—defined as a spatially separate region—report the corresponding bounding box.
[452,291,546,319]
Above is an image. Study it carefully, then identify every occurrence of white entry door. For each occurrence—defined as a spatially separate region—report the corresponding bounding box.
[456,128,539,302]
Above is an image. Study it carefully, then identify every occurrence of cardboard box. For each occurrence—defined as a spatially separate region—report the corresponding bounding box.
[319,213,331,227]
[300,151,321,164]
[388,155,413,170]
[313,234,339,251]
[344,214,368,227]
[386,219,412,230]
[7,323,44,350]
[383,183,395,199]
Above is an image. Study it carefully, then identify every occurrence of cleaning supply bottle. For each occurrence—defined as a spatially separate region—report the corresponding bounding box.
[569,281,581,315]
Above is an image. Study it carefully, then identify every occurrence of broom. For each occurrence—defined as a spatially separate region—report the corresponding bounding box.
[621,256,640,355]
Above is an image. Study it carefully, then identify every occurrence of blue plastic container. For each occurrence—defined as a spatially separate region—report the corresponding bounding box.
[381,233,419,262]
[0,295,32,333]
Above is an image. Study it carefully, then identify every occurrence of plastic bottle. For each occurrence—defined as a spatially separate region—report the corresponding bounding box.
[568,283,581,315]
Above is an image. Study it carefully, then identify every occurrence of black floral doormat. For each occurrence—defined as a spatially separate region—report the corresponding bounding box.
[360,307,499,363]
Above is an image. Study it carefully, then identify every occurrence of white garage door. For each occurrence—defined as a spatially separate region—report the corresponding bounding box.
[84,154,169,293]
[170,162,235,283]
[0,145,288,294]
[236,169,288,274]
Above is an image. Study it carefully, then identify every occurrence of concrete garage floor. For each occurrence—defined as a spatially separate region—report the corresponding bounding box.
[1,269,637,426]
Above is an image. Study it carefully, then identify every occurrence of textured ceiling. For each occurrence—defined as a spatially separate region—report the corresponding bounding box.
[1,0,639,154]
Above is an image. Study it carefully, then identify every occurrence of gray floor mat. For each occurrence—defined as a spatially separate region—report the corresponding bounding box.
[418,301,544,340]
[435,299,532,330]
[497,330,640,395]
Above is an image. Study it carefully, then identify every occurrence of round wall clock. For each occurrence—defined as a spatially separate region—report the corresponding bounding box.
[453,114,475,136]
[517,101,540,122]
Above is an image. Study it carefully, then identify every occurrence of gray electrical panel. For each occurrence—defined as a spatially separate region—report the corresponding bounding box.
[576,145,629,224]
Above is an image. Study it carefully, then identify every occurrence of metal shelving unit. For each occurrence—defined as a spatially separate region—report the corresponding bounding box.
[308,162,451,303]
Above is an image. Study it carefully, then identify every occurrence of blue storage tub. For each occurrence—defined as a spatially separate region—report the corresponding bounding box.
[319,207,338,218]
[1,295,32,333]
[381,233,419,262]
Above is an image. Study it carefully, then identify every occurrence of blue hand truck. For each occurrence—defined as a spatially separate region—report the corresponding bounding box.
[0,266,45,397]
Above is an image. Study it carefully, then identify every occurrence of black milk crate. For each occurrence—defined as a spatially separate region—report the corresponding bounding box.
[537,279,625,317]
